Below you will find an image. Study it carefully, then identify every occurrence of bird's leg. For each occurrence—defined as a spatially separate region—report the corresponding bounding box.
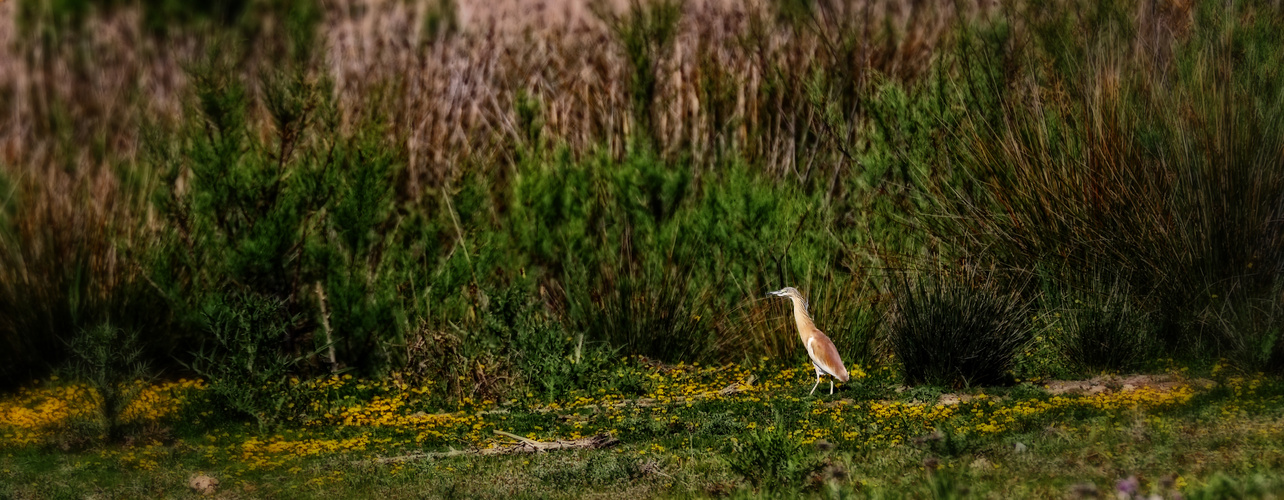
[829,379,834,395]
[809,365,826,396]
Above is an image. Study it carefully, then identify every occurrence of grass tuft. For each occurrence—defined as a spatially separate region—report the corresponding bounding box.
[890,267,1033,387]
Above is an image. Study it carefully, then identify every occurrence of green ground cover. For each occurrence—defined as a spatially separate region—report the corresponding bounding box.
[3,363,1283,499]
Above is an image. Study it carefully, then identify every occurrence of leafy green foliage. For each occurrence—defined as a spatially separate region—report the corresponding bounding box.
[310,116,408,372]
[485,284,616,400]
[150,58,425,376]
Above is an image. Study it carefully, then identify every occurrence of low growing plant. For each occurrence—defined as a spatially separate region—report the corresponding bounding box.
[889,267,1033,387]
[185,292,316,430]
[1044,273,1155,374]
[63,323,152,443]
[487,284,618,400]
[725,415,824,489]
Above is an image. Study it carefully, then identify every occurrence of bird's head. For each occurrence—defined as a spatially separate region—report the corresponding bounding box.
[767,287,808,310]
[767,286,801,299]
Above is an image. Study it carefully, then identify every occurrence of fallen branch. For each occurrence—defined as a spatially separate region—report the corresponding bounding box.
[369,431,619,463]
[473,375,757,416]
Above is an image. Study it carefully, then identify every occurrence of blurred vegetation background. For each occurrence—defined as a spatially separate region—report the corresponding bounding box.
[0,0,1280,403]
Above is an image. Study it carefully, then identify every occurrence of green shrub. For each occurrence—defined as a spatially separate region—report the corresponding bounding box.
[63,323,152,442]
[1046,274,1155,373]
[185,292,312,429]
[149,59,326,318]
[485,284,617,400]
[889,268,1033,387]
[150,57,424,375]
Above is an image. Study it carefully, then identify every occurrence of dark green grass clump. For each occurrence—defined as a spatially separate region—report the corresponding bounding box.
[890,268,1033,387]
[1049,274,1156,374]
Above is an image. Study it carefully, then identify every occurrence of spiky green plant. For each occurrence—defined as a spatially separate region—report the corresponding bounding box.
[185,292,309,430]
[64,323,152,443]
[889,267,1033,387]
[1046,273,1155,374]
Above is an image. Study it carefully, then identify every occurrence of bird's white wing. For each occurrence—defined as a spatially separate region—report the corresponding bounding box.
[807,331,850,382]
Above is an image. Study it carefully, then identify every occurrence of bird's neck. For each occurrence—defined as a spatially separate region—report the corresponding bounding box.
[790,297,816,340]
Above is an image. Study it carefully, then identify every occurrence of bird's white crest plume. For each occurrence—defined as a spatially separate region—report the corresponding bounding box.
[768,286,849,395]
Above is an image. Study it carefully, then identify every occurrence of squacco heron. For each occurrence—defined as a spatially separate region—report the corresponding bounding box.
[768,287,850,395]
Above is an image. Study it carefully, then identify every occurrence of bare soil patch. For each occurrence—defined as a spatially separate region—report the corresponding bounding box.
[1041,374,1215,396]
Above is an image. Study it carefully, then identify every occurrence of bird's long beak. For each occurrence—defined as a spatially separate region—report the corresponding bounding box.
[767,289,786,297]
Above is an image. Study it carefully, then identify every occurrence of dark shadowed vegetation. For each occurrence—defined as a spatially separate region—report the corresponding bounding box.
[0,0,1280,431]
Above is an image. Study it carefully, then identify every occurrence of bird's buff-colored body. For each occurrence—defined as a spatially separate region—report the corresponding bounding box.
[768,287,850,395]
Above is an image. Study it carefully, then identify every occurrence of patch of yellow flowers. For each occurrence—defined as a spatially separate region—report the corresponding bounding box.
[0,378,203,447]
[0,364,1236,474]
[965,386,1195,435]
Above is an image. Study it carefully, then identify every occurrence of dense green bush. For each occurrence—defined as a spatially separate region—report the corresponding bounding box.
[484,284,617,400]
[185,292,309,429]
[148,59,428,375]
[889,268,1033,387]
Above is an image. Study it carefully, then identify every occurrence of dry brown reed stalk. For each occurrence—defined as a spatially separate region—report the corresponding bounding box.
[2,0,980,198]
[321,0,977,189]
[0,164,162,383]
[0,2,195,384]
